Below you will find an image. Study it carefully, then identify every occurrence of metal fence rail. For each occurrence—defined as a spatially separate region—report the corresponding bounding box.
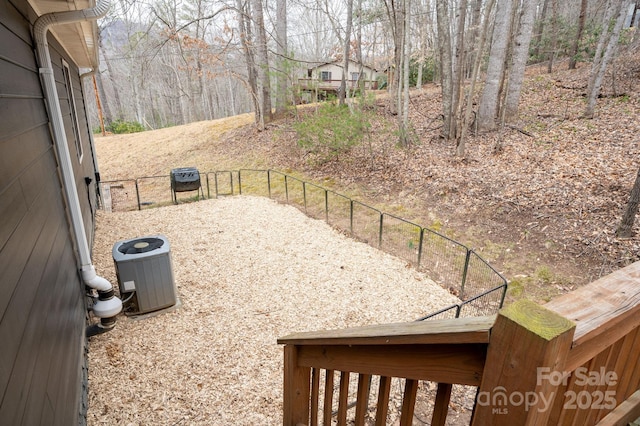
[99,169,508,319]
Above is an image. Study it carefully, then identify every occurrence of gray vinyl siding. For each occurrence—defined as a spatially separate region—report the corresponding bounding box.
[54,40,98,245]
[0,0,98,424]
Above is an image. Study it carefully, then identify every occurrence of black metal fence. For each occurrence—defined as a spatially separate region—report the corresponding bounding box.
[99,169,507,319]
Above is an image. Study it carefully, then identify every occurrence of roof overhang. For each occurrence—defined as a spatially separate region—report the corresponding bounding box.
[28,0,100,69]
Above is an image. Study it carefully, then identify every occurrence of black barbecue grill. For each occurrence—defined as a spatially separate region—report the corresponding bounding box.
[170,167,203,203]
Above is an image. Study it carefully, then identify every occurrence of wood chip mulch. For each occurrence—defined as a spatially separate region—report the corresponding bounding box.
[87,196,459,425]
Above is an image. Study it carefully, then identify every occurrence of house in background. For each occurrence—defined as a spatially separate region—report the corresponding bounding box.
[1,0,121,424]
[297,60,379,102]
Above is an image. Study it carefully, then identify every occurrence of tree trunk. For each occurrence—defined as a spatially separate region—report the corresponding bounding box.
[435,0,453,137]
[477,0,514,131]
[464,0,483,79]
[414,0,431,89]
[569,0,588,70]
[399,0,411,146]
[339,0,354,106]
[457,0,496,156]
[252,0,272,127]
[95,70,113,126]
[384,0,403,115]
[236,0,260,125]
[98,34,124,120]
[617,167,640,237]
[585,0,630,118]
[356,0,364,96]
[450,0,468,141]
[547,0,558,73]
[503,0,537,122]
[533,0,550,60]
[275,0,288,115]
[415,7,425,90]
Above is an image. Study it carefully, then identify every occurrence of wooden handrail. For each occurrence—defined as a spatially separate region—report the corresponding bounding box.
[541,262,640,425]
[277,315,495,346]
[545,261,640,371]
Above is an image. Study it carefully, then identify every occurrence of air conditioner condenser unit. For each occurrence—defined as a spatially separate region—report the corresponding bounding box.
[112,235,177,315]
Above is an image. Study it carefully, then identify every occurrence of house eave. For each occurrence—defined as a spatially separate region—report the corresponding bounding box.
[28,0,100,68]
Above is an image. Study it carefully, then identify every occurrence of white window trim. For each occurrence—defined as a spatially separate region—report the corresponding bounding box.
[61,59,83,163]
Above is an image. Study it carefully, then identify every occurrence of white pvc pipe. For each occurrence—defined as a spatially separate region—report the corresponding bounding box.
[33,1,119,307]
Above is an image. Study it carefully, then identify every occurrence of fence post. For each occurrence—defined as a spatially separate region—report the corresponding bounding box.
[324,190,328,222]
[350,200,354,234]
[378,213,384,248]
[283,345,310,426]
[267,170,272,199]
[460,249,472,300]
[238,170,243,195]
[135,179,141,210]
[417,228,425,269]
[303,182,307,212]
[471,300,575,425]
[284,175,289,203]
[206,173,211,199]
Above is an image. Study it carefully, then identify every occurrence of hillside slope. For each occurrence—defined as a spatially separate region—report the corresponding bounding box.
[96,58,640,303]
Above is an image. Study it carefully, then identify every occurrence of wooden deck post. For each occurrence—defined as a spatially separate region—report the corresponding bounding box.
[472,299,576,426]
[283,345,311,426]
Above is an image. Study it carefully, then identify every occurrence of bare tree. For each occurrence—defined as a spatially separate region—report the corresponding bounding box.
[252,0,272,128]
[457,0,496,156]
[275,0,288,115]
[466,0,484,77]
[617,167,640,237]
[236,0,261,125]
[339,0,354,106]
[569,0,589,70]
[94,67,114,125]
[383,0,405,116]
[477,0,515,131]
[450,0,468,141]
[399,0,411,146]
[435,0,453,137]
[547,0,558,73]
[503,0,537,122]
[585,0,631,118]
[98,23,126,122]
[532,0,550,60]
[414,0,431,89]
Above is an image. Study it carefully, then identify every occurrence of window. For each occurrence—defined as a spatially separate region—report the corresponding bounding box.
[320,71,332,81]
[62,60,83,162]
[351,72,359,81]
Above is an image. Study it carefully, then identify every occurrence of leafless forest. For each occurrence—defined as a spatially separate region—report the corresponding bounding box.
[92,0,636,137]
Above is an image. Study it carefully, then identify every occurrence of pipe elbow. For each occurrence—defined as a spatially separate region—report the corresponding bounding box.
[82,264,112,291]
[82,265,123,318]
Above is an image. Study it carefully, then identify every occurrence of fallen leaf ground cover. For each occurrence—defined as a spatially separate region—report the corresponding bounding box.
[96,56,640,304]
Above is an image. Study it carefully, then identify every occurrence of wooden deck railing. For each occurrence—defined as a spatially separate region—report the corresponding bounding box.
[278,316,493,425]
[297,78,378,91]
[278,261,640,425]
[542,262,640,425]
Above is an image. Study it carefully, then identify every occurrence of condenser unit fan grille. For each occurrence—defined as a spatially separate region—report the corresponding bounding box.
[117,237,164,255]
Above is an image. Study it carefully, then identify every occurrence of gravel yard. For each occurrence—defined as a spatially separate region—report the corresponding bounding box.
[87,196,459,425]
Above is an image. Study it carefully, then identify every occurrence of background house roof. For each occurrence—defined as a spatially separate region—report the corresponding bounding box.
[309,61,379,74]
[28,0,99,68]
